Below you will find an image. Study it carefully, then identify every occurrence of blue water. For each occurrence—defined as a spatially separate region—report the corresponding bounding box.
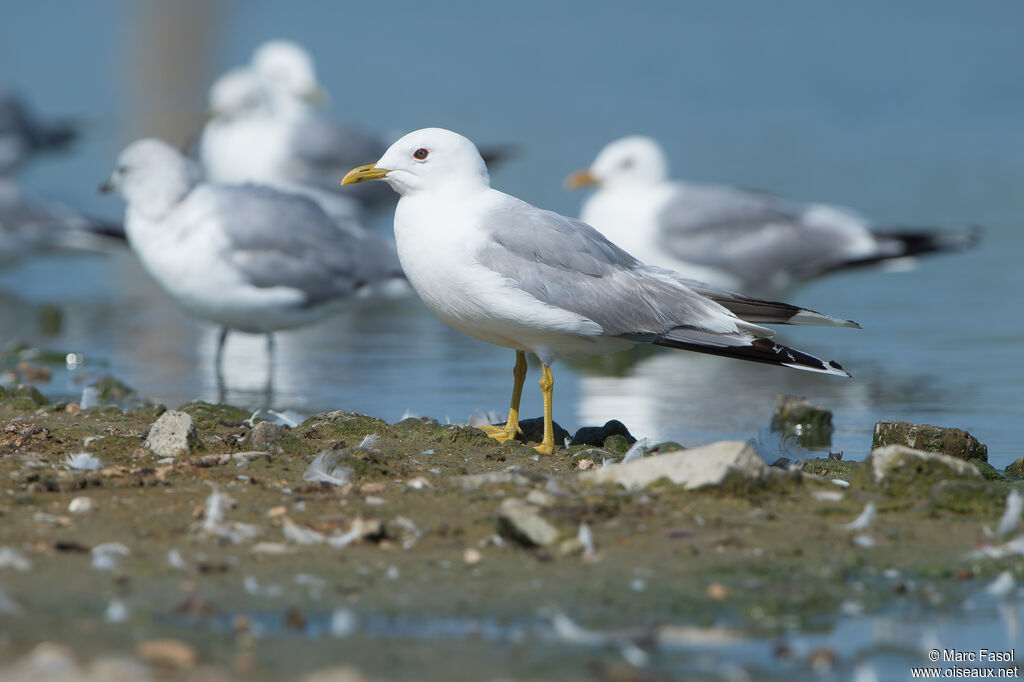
[1,1,1022,469]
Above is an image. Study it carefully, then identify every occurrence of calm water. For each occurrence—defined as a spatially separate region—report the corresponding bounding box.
[1,1,1022,469]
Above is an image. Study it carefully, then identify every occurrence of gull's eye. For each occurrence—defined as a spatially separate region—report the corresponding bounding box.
[413,148,429,160]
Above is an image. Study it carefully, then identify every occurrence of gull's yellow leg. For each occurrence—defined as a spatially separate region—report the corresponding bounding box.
[535,363,555,455]
[477,350,527,444]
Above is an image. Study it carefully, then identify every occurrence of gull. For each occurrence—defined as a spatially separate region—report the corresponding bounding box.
[343,128,857,454]
[200,40,513,219]
[0,89,78,174]
[0,177,123,270]
[102,138,404,388]
[198,40,402,219]
[566,135,977,294]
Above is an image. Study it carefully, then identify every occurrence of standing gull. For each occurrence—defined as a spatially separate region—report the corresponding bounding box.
[102,138,403,392]
[343,128,857,454]
[200,40,514,219]
[567,136,977,294]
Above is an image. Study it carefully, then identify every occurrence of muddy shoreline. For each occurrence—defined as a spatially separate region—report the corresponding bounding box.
[0,385,1020,681]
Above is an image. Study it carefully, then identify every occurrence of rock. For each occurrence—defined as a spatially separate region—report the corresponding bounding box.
[248,421,283,451]
[89,375,137,405]
[176,401,251,430]
[861,445,982,497]
[872,420,987,462]
[516,417,571,447]
[453,468,546,490]
[579,441,768,491]
[770,394,833,448]
[929,480,1006,515]
[497,498,560,547]
[136,638,197,669]
[602,434,632,455]
[302,667,372,682]
[0,642,79,681]
[571,420,636,447]
[68,496,93,514]
[1006,457,1024,480]
[7,383,48,407]
[143,410,202,457]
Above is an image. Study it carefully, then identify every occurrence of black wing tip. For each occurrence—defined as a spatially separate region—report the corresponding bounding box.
[653,336,850,377]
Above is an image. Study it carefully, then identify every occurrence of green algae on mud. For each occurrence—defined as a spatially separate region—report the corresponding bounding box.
[0,389,1020,681]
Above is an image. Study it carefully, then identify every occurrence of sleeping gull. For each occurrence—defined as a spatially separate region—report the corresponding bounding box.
[102,138,403,379]
[201,40,513,219]
[566,135,977,294]
[0,89,77,174]
[343,128,857,454]
[0,177,122,270]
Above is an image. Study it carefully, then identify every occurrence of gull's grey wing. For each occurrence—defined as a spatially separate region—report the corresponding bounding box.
[477,194,855,338]
[655,182,873,287]
[476,195,765,342]
[190,184,399,304]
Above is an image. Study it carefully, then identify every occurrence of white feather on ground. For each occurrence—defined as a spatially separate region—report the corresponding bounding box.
[997,490,1023,537]
[303,451,352,486]
[841,502,876,532]
[65,452,102,471]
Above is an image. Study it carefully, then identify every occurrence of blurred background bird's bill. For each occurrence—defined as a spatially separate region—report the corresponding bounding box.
[0,1,1020,467]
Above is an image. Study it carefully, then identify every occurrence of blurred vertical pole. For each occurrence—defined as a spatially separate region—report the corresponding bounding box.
[116,0,233,402]
[123,0,228,147]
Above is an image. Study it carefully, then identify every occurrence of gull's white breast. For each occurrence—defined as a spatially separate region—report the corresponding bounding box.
[393,190,632,363]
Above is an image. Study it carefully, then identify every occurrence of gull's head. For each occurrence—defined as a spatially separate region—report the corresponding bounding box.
[566,135,669,190]
[100,138,200,218]
[208,68,267,119]
[251,40,325,104]
[342,127,490,197]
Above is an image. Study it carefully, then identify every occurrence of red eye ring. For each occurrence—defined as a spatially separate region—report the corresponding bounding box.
[413,148,429,160]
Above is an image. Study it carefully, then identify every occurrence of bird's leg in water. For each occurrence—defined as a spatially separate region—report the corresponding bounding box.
[477,350,527,443]
[215,327,229,404]
[262,332,276,409]
[535,363,555,455]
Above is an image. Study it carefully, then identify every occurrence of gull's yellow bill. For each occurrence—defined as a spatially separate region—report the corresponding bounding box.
[341,163,390,186]
[563,168,598,190]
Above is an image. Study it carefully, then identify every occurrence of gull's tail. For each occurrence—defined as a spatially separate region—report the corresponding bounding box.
[653,335,851,377]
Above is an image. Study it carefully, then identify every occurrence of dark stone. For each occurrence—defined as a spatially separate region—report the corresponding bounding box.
[571,420,637,447]
[90,375,136,404]
[770,394,832,449]
[516,418,570,448]
[872,420,988,463]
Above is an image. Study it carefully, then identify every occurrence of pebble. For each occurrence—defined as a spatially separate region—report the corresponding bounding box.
[67,496,93,514]
[136,638,197,669]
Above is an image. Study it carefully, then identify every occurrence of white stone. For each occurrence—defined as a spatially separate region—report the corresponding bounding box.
[144,411,199,457]
[579,440,767,490]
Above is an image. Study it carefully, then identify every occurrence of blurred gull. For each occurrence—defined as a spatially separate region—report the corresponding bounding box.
[199,40,399,219]
[567,135,977,294]
[0,89,77,174]
[102,138,404,383]
[0,177,123,270]
[201,40,512,220]
[343,128,856,454]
